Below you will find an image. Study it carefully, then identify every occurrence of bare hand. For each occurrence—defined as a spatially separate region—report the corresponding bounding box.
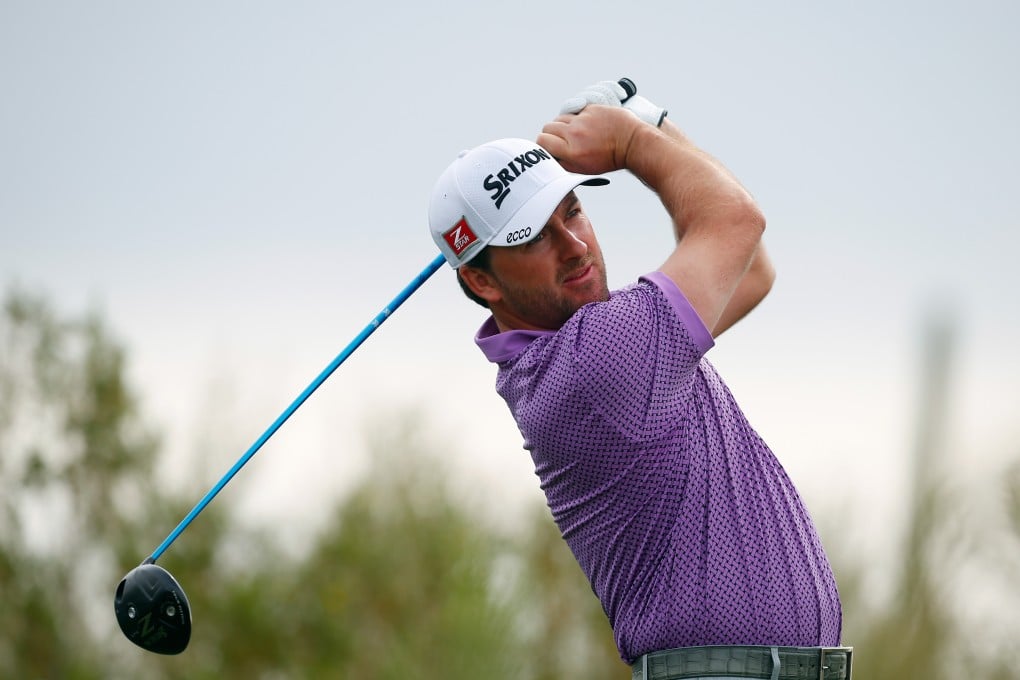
[537,105,644,175]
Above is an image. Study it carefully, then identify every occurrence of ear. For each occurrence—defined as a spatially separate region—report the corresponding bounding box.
[459,265,503,304]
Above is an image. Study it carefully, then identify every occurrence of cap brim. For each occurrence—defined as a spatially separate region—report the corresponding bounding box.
[489,173,609,247]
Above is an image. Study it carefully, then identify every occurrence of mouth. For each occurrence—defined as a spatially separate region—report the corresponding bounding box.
[562,263,593,286]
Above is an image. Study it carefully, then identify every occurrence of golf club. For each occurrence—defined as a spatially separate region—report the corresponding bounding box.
[115,252,446,654]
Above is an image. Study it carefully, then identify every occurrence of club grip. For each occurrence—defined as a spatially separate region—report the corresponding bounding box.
[618,78,637,102]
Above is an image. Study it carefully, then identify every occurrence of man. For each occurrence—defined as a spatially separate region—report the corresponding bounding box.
[428,80,851,680]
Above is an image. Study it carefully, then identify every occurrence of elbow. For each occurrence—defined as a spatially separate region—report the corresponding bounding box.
[718,194,765,248]
[741,200,766,241]
[728,199,767,262]
[734,198,774,298]
[750,232,776,301]
[759,253,776,298]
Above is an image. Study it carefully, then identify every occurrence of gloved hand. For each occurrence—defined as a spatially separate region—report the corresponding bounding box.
[558,78,668,128]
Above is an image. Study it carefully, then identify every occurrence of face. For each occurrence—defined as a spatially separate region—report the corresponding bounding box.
[467,192,609,331]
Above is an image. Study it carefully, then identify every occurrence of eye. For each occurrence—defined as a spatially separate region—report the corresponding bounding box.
[565,201,584,220]
[522,230,546,248]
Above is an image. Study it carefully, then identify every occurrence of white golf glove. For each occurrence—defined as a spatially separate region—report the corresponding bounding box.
[558,78,667,128]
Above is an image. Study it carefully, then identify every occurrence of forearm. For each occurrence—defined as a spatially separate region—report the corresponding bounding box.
[657,119,773,334]
[624,120,761,245]
[649,119,773,335]
[624,120,765,333]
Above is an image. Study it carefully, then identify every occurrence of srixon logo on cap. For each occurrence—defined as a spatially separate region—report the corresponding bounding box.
[443,217,478,257]
[483,147,552,209]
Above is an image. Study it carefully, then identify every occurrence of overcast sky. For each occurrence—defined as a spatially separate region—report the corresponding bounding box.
[2,1,1018,576]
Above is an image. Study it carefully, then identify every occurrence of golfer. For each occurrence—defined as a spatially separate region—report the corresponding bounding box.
[428,80,851,680]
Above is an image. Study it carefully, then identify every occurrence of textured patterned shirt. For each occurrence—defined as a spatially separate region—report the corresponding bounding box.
[475,272,842,663]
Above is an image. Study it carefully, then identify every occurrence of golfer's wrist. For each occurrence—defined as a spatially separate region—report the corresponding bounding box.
[621,119,671,175]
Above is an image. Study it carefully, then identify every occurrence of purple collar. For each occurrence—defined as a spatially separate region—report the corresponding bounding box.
[474,316,552,364]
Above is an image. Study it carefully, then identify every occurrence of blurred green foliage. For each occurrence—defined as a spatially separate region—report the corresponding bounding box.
[0,289,1017,679]
[0,290,618,679]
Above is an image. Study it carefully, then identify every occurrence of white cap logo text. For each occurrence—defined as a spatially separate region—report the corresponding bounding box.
[482,147,552,210]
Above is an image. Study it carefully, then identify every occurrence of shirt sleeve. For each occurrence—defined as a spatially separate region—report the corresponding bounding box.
[639,271,715,355]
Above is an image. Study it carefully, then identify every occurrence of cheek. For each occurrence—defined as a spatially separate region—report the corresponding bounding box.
[574,218,599,245]
[492,251,552,284]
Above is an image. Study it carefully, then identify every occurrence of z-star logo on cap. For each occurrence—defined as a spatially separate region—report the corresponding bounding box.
[442,217,478,257]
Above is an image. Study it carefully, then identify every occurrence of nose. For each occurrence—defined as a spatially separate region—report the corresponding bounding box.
[547,220,588,261]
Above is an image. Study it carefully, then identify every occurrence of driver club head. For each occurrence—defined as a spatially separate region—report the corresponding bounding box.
[114,561,192,654]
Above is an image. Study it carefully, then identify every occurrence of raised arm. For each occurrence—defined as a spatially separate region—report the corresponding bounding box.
[538,106,767,337]
[651,117,774,336]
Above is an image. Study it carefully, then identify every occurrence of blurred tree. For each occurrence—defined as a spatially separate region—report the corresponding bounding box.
[505,503,623,679]
[0,289,157,679]
[261,411,625,678]
[840,312,959,678]
[831,312,1020,680]
[0,289,266,679]
[272,412,524,677]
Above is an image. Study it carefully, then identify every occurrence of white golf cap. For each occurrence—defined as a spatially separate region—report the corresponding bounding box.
[428,138,609,268]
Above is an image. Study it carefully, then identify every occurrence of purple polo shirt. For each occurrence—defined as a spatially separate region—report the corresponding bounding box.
[475,272,842,663]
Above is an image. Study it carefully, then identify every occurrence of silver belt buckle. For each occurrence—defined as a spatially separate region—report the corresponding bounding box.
[819,646,853,680]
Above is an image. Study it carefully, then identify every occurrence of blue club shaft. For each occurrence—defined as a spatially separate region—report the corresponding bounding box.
[150,253,447,562]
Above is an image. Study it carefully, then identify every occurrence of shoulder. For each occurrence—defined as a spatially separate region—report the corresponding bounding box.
[565,275,713,359]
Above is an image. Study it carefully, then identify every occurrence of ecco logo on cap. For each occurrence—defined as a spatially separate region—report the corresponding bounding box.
[506,227,532,244]
[442,217,478,257]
